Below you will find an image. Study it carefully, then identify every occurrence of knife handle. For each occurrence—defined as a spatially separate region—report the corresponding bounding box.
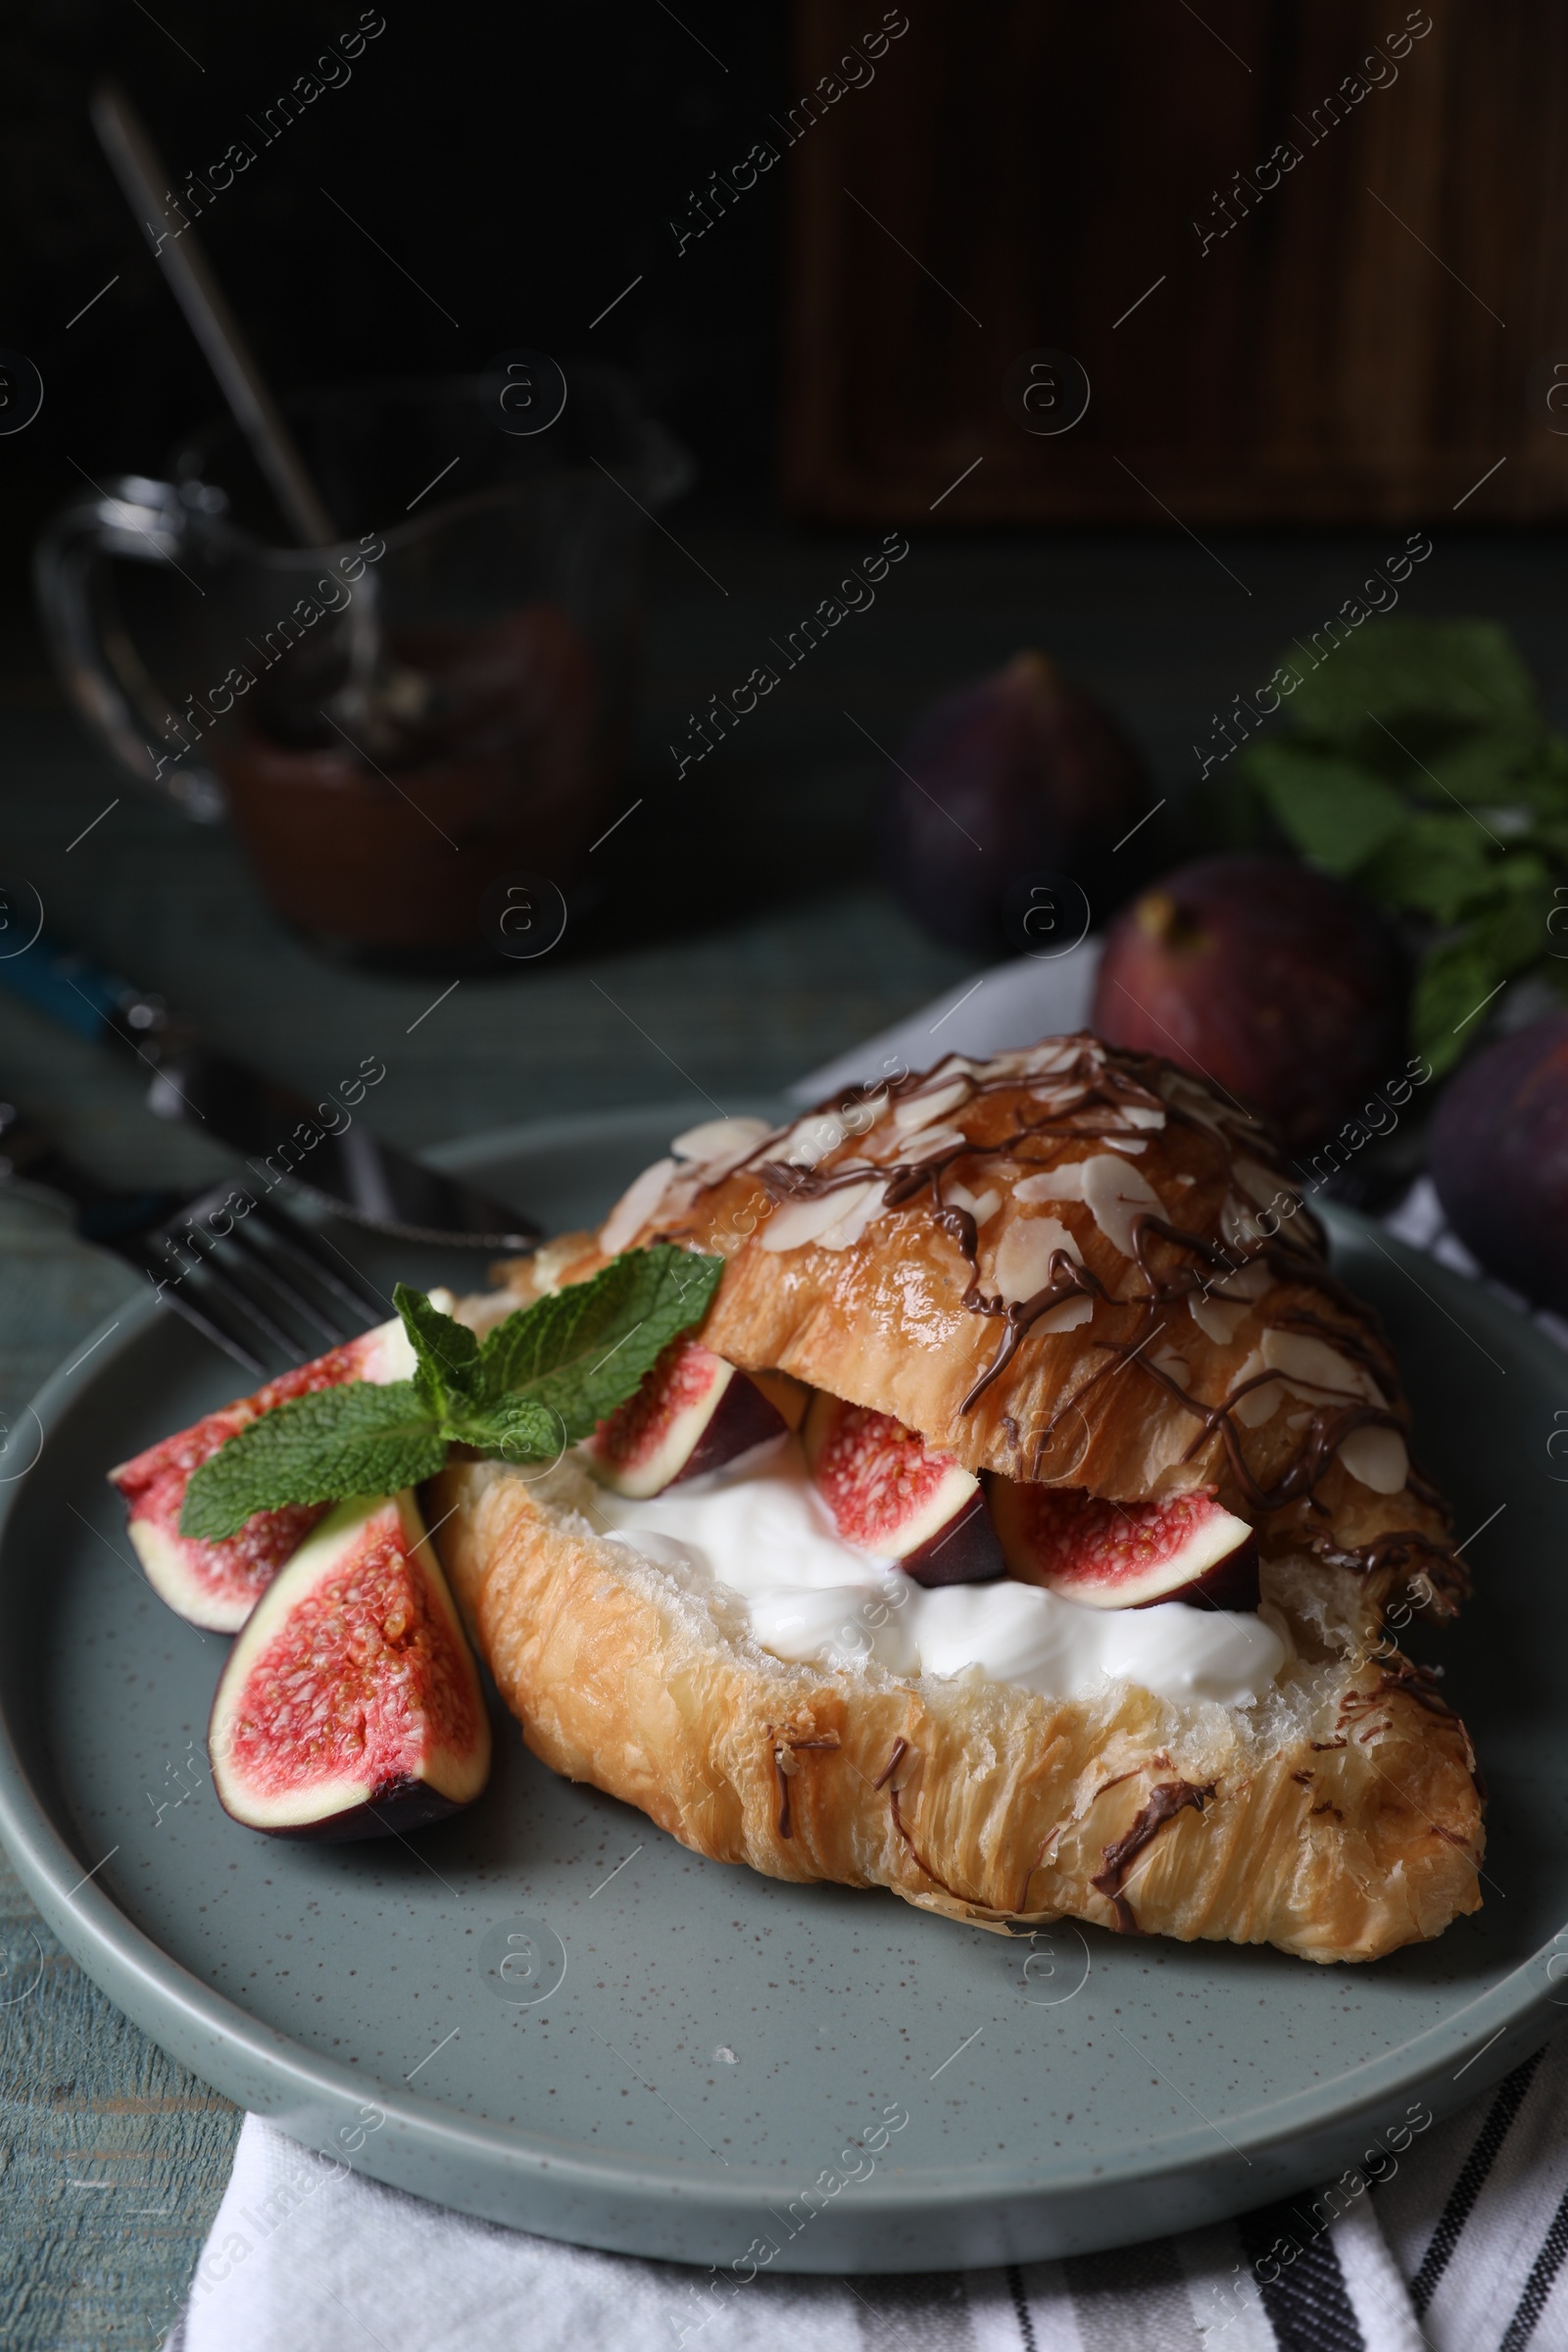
[0,926,170,1054]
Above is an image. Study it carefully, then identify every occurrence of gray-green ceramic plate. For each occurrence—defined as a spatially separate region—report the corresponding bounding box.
[1,1102,1565,2273]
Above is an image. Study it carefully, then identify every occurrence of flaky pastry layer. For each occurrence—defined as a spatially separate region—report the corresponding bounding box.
[432,1455,1483,1964]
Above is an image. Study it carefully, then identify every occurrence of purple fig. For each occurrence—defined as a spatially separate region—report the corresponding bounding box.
[1430,1011,1568,1312]
[879,652,1153,953]
[1093,854,1408,1152]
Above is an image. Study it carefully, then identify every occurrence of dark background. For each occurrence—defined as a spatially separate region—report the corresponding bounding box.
[0,0,784,643]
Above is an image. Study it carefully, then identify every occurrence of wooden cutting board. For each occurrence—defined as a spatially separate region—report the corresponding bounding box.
[783,0,1568,522]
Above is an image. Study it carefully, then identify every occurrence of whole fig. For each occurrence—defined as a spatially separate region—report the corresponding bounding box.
[1092,854,1408,1152]
[1430,1011,1568,1313]
[879,652,1153,953]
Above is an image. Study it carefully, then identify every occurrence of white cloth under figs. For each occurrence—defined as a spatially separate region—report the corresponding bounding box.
[173,964,1568,2352]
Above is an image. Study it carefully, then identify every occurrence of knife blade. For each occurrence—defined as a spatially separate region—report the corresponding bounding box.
[0,924,541,1251]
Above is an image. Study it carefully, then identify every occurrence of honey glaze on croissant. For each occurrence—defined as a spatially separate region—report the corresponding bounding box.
[444,1035,1483,1962]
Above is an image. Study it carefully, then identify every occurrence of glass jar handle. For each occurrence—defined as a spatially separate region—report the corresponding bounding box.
[32,474,225,823]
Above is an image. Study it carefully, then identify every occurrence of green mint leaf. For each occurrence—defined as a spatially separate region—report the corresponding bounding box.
[179,1380,446,1541]
[1285,620,1542,749]
[394,1281,482,1420]
[447,1395,567,1464]
[1240,742,1408,875]
[1413,937,1508,1077]
[1355,812,1499,926]
[179,1249,726,1533]
[477,1243,725,1443]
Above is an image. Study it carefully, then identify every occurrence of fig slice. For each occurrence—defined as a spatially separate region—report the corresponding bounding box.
[989,1479,1259,1610]
[583,1334,791,1498]
[208,1490,490,1840]
[802,1392,1005,1587]
[108,1314,420,1635]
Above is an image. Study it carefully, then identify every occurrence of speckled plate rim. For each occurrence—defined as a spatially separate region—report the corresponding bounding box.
[0,1106,1562,2268]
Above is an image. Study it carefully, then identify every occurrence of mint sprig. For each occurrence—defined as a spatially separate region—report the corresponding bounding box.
[178,1244,724,1542]
[1211,619,1568,1075]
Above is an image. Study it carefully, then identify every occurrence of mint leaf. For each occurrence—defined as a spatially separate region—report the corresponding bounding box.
[449,1395,567,1463]
[1241,742,1408,875]
[1356,811,1497,925]
[478,1242,724,1440]
[179,1381,446,1541]
[176,1247,727,1534]
[395,1280,482,1419]
[1287,620,1542,748]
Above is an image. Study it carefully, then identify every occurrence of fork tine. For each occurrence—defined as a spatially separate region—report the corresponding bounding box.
[246,1196,387,1319]
[120,1185,386,1378]
[137,1216,311,1367]
[223,1221,350,1346]
[139,1259,269,1377]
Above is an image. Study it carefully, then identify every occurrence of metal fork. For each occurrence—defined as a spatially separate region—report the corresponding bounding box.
[130,1181,387,1375]
[1,1102,385,1378]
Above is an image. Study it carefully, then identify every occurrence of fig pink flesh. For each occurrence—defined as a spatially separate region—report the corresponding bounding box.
[109,1329,393,1632]
[213,1496,486,1836]
[587,1336,786,1497]
[993,1482,1258,1610]
[807,1396,1003,1579]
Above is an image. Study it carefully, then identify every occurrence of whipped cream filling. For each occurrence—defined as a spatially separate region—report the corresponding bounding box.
[586,1444,1285,1710]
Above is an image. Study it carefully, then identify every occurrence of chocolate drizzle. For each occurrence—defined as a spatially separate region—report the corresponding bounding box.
[1311,1528,1468,1612]
[770,1732,842,1838]
[889,1780,976,1907]
[1090,1780,1215,1934]
[772,1744,791,1838]
[690,1035,1458,1588]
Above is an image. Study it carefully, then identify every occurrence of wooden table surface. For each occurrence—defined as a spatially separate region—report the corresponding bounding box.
[2,513,1564,2345]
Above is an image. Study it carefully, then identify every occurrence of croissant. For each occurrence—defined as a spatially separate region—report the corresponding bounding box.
[437,1035,1482,1963]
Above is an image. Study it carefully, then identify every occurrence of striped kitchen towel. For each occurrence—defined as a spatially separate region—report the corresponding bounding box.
[172,2023,1568,2351]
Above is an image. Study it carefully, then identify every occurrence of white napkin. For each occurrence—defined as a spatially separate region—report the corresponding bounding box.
[173,2030,1568,2352]
[786,943,1102,1103]
[173,977,1568,2352]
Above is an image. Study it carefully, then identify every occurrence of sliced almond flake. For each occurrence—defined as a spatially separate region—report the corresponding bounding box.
[1102,1136,1149,1154]
[1221,1193,1266,1251]
[1231,1348,1283,1426]
[1214,1259,1272,1300]
[1152,1348,1190,1385]
[760,1185,868,1252]
[1261,1327,1385,1406]
[1038,1295,1093,1334]
[893,1077,970,1131]
[835,1087,894,1146]
[991,1214,1082,1303]
[1081,1153,1164,1256]
[812,1178,886,1251]
[781,1110,847,1169]
[1152,1066,1228,1136]
[1233,1153,1296,1213]
[600,1156,677,1255]
[1189,1293,1250,1345]
[670,1114,774,1165]
[947,1181,1002,1225]
[1014,1164,1086,1204]
[1118,1103,1167,1129]
[1022,1039,1095,1077]
[1338,1425,1409,1494]
[895,1124,968,1160]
